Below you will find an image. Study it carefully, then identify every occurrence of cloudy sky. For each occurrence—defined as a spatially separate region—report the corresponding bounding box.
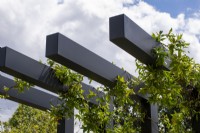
[1,0,200,130]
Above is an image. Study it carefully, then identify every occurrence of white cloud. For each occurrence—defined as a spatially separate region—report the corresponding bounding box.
[0,0,200,131]
[0,99,18,122]
[186,18,200,34]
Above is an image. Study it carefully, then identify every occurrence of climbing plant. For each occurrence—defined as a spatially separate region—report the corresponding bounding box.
[137,29,200,132]
[47,59,144,133]
[1,29,199,132]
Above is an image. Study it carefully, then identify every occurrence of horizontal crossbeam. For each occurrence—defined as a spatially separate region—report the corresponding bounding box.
[46,33,146,98]
[0,75,59,110]
[0,47,103,105]
[46,33,133,88]
[46,33,158,133]
[110,14,200,133]
[0,75,74,133]
[109,14,170,70]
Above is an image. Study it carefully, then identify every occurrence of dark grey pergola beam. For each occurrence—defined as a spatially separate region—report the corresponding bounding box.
[46,33,133,88]
[46,32,149,100]
[109,14,167,133]
[109,14,162,67]
[46,33,158,133]
[109,14,171,70]
[0,46,106,133]
[0,75,74,133]
[46,33,147,98]
[110,14,199,132]
[0,47,103,105]
[0,75,60,111]
[109,14,200,132]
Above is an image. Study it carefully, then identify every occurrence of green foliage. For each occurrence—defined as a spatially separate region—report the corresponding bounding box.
[0,77,33,99]
[1,77,34,97]
[1,29,198,132]
[48,60,86,121]
[13,78,33,93]
[48,60,144,132]
[0,86,9,99]
[0,104,57,133]
[137,29,200,132]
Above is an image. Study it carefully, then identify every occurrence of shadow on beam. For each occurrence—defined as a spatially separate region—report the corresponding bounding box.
[109,14,160,66]
[0,47,104,105]
[0,75,75,133]
[46,33,158,133]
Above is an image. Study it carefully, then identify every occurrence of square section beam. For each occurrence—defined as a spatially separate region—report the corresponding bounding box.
[0,75,74,133]
[109,14,170,70]
[0,47,103,105]
[46,33,133,88]
[46,33,158,133]
[0,75,59,110]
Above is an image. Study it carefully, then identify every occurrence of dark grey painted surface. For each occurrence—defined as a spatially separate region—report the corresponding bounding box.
[109,14,171,70]
[46,33,158,133]
[109,14,161,133]
[46,33,147,98]
[0,13,163,132]
[57,117,74,133]
[46,33,133,88]
[0,75,59,110]
[0,75,74,133]
[0,46,106,133]
[140,98,158,133]
[109,14,200,133]
[0,47,103,105]
[109,14,159,65]
[151,104,159,133]
[0,47,66,93]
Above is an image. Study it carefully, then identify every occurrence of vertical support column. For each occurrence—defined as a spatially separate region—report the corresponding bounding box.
[108,97,114,130]
[191,89,200,132]
[192,116,200,132]
[109,14,162,133]
[57,117,74,133]
[141,99,158,133]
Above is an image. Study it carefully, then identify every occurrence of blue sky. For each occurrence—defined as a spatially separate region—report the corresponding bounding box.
[145,0,200,17]
[1,0,200,132]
